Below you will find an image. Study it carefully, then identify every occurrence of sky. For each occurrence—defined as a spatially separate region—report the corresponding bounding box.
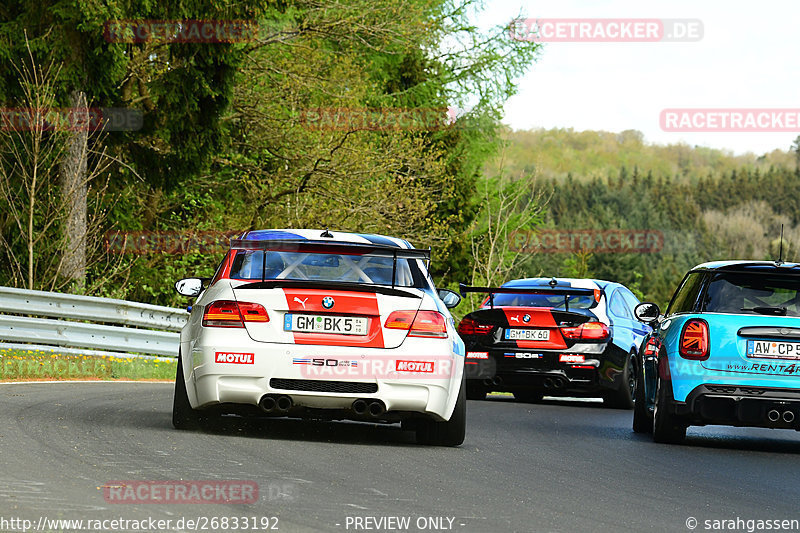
[480,0,800,155]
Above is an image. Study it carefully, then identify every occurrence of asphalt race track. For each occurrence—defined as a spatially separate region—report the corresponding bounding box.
[2,382,800,533]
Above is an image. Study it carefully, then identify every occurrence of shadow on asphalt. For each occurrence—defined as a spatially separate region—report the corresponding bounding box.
[115,410,423,447]
[481,394,607,410]
[483,394,800,453]
[204,416,420,446]
[90,400,800,453]
[682,429,800,454]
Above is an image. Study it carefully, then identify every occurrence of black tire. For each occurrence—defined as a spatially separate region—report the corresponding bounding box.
[172,356,204,430]
[466,381,488,401]
[603,353,635,409]
[416,379,466,446]
[632,355,653,433]
[652,373,687,444]
[514,390,544,403]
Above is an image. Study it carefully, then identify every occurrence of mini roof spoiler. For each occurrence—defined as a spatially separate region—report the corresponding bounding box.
[458,283,600,311]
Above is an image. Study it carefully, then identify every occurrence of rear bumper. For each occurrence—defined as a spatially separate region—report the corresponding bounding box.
[184,334,463,422]
[667,355,800,402]
[464,345,624,395]
[194,374,456,421]
[671,384,800,429]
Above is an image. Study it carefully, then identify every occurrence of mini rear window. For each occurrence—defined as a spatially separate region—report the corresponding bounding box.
[702,272,800,316]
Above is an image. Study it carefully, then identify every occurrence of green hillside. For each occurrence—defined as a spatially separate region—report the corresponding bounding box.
[489,128,795,182]
[489,128,800,307]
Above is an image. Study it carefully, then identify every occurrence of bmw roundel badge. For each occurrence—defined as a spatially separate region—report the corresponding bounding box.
[322,296,335,309]
[522,314,531,323]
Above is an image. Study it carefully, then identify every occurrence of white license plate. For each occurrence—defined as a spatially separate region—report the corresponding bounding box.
[747,340,800,359]
[284,314,368,335]
[505,329,550,341]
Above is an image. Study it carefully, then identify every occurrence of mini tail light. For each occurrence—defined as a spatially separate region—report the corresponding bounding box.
[561,322,611,341]
[679,319,709,360]
[385,310,448,338]
[643,337,661,356]
[456,317,494,336]
[203,300,269,328]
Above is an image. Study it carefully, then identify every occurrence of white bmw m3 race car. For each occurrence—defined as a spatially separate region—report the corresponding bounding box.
[172,229,466,446]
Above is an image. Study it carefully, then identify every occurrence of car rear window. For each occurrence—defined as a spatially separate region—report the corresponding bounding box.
[229,250,424,287]
[702,272,800,316]
[489,292,598,310]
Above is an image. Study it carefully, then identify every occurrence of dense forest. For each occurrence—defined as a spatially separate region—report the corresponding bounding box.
[0,1,538,306]
[2,2,798,314]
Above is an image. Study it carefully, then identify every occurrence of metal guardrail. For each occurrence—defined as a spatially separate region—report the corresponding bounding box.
[0,287,188,358]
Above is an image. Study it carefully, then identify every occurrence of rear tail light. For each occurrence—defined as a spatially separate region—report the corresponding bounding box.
[238,302,270,322]
[679,319,709,360]
[643,337,661,356]
[456,317,494,336]
[203,300,270,328]
[561,322,610,340]
[385,310,447,338]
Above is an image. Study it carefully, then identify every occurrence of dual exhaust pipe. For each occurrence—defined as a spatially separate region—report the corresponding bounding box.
[259,395,386,418]
[259,394,293,414]
[543,377,566,389]
[352,399,386,418]
[767,409,795,424]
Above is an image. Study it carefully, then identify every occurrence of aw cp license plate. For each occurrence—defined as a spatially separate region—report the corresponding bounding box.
[747,339,800,359]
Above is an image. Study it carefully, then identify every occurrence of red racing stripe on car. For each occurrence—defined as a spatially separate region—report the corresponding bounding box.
[501,308,568,350]
[281,289,385,347]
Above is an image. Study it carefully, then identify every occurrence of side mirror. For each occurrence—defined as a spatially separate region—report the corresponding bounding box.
[634,302,661,324]
[175,278,204,297]
[437,288,462,309]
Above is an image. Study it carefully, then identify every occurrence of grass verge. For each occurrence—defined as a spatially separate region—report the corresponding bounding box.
[0,348,176,381]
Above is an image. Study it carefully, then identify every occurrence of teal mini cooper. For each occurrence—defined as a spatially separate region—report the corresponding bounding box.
[633,261,800,444]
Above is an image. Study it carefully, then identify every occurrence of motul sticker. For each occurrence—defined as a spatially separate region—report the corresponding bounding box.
[215,352,254,364]
[466,351,489,359]
[559,354,585,363]
[395,360,434,372]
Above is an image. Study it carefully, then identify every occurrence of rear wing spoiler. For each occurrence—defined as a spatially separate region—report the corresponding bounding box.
[458,283,601,311]
[229,238,431,288]
[230,239,430,259]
